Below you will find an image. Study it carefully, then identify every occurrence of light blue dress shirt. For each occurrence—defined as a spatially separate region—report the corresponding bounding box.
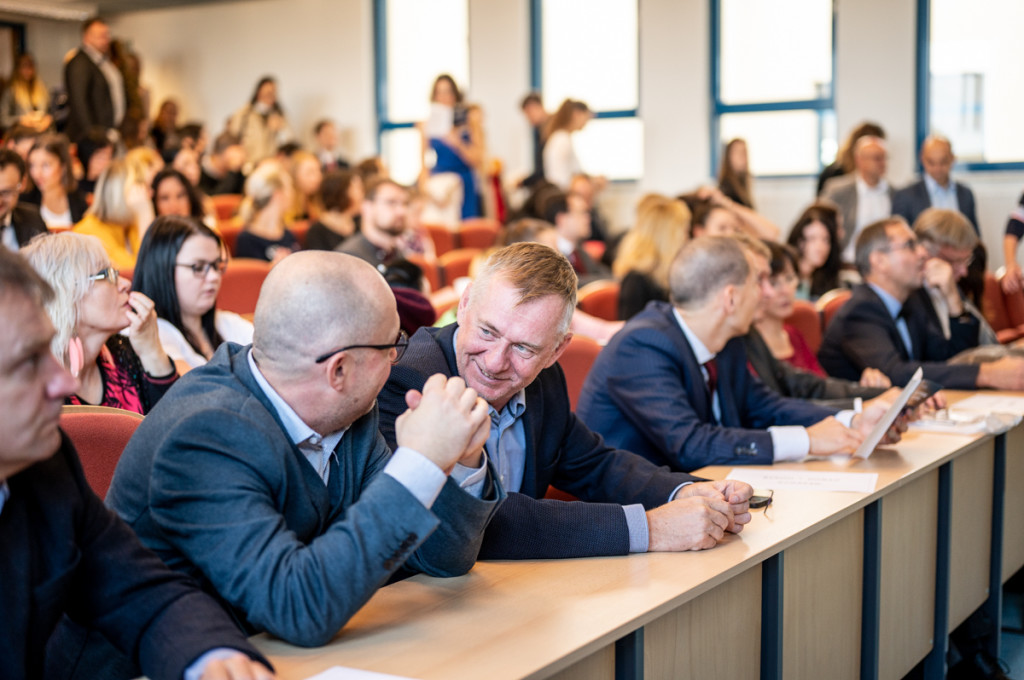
[867,283,914,360]
[924,173,960,212]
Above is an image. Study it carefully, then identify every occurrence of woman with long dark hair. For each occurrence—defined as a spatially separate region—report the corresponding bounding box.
[133,215,252,370]
[26,134,88,229]
[228,76,294,168]
[542,98,592,190]
[786,202,843,300]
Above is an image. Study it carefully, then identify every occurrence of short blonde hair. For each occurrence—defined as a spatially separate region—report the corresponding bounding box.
[914,208,978,252]
[21,232,110,367]
[613,195,691,288]
[89,159,135,226]
[241,159,292,221]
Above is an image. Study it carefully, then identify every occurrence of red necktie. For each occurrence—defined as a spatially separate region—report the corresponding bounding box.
[704,359,718,396]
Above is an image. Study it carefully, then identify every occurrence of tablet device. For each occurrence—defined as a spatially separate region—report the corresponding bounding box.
[853,367,923,459]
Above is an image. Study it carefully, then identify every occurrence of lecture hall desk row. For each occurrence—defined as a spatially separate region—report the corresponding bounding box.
[253,390,1024,680]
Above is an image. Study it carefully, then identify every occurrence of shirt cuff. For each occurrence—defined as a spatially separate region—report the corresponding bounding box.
[383,446,447,509]
[449,451,490,498]
[669,481,694,501]
[184,648,243,680]
[835,409,855,427]
[623,503,650,553]
[769,425,811,462]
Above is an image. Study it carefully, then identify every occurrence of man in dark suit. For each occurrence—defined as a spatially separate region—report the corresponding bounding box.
[818,218,1024,390]
[541,190,610,284]
[892,135,978,233]
[0,150,46,251]
[379,242,753,560]
[0,248,272,680]
[577,236,890,472]
[64,18,125,142]
[106,251,501,649]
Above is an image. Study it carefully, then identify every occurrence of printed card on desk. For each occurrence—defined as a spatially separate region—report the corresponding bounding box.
[305,667,420,680]
[951,394,1024,417]
[726,468,878,494]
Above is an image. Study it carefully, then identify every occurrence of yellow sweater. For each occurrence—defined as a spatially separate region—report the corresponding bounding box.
[72,214,140,271]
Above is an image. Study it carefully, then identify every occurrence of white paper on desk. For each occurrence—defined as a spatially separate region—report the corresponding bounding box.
[951,394,1024,416]
[304,667,419,680]
[725,468,878,493]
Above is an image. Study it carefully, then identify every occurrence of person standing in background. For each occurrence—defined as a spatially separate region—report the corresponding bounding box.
[64,18,125,143]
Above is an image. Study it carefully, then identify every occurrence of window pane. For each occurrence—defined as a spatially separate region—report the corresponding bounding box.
[930,0,1024,163]
[541,0,638,111]
[719,110,834,176]
[385,0,469,122]
[574,117,644,181]
[381,127,422,187]
[719,0,832,105]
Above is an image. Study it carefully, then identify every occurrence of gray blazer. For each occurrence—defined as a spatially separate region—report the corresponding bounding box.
[821,174,895,256]
[107,342,502,648]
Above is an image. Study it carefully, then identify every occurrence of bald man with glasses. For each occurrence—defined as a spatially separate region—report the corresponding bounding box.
[101,250,503,654]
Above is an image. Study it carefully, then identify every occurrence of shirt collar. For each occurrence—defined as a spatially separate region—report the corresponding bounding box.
[80,43,106,64]
[672,307,715,365]
[0,480,8,516]
[451,326,527,416]
[556,236,575,257]
[867,282,905,320]
[856,175,890,195]
[923,172,953,195]
[246,348,347,449]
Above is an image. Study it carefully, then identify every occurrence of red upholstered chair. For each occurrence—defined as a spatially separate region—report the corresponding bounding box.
[785,299,823,354]
[557,333,603,412]
[438,248,483,287]
[289,220,310,249]
[406,253,441,292]
[60,405,144,499]
[211,193,243,221]
[218,258,273,316]
[577,279,620,322]
[981,271,1024,343]
[816,288,852,332]
[424,223,458,257]
[216,222,244,257]
[458,220,500,249]
[582,240,606,262]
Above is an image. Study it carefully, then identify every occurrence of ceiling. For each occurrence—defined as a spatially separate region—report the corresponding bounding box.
[0,0,247,21]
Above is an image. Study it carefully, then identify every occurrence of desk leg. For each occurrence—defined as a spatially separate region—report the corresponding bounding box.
[982,433,1006,660]
[861,500,881,680]
[761,552,783,680]
[615,628,643,680]
[924,462,952,679]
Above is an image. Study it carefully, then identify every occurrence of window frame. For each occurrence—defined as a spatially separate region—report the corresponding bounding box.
[529,0,642,182]
[709,0,837,179]
[915,0,1024,172]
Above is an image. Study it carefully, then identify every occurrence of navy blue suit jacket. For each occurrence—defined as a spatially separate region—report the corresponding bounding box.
[818,284,981,388]
[0,436,266,680]
[892,179,978,233]
[379,324,702,559]
[577,302,836,471]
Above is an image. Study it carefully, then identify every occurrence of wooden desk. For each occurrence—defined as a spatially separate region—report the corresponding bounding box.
[254,418,1020,680]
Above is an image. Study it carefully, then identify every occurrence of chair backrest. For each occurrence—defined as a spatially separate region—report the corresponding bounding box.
[218,258,274,316]
[982,270,1011,332]
[211,193,243,221]
[785,299,822,354]
[60,405,144,499]
[557,333,603,411]
[458,221,500,250]
[816,288,852,331]
[582,240,606,262]
[577,279,620,322]
[406,253,441,292]
[424,223,458,257]
[217,222,244,257]
[289,220,311,249]
[438,247,483,287]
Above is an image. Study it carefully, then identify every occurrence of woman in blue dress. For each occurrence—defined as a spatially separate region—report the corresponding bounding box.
[421,74,483,220]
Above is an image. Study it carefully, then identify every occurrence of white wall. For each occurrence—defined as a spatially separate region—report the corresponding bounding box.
[21,0,1022,261]
[0,11,81,87]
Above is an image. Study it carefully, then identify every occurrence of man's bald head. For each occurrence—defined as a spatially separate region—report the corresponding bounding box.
[920,134,954,188]
[854,135,887,186]
[252,251,397,372]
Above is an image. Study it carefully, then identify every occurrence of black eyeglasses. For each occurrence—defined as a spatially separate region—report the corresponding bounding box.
[87,266,119,286]
[315,329,409,364]
[176,259,228,278]
[883,238,919,253]
[750,489,774,519]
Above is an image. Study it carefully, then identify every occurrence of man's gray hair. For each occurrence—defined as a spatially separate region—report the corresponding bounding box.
[669,235,751,309]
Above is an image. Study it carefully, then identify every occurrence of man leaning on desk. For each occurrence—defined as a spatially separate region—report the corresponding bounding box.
[577,236,898,473]
[379,242,754,560]
[67,251,504,672]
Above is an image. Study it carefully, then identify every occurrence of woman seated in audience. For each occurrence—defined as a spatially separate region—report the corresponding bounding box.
[73,159,155,270]
[235,160,299,263]
[171,146,216,223]
[125,146,165,190]
[22,231,177,413]
[304,169,363,251]
[0,53,51,132]
[786,202,843,300]
[543,98,591,190]
[756,240,890,387]
[420,74,483,221]
[26,134,88,229]
[288,150,324,222]
[152,167,205,222]
[229,76,294,170]
[717,138,754,208]
[687,185,779,240]
[613,195,691,320]
[133,215,253,371]
[150,98,180,155]
[74,127,115,195]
